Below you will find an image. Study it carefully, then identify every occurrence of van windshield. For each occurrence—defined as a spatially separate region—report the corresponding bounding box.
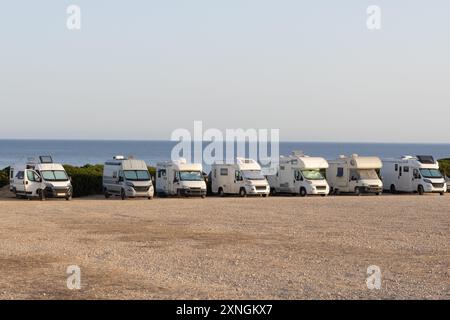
[242,170,265,180]
[356,169,379,180]
[301,170,324,180]
[180,171,203,181]
[124,170,151,181]
[420,169,442,179]
[41,170,69,181]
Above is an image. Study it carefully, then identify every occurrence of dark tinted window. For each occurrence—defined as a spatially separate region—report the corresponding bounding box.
[337,167,344,177]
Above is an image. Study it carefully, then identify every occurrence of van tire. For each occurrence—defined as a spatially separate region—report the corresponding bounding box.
[104,189,110,199]
[121,189,127,200]
[65,194,72,201]
[148,196,153,200]
[218,187,225,197]
[38,189,46,201]
[299,187,307,197]
[439,192,444,196]
[239,188,247,197]
[418,185,424,195]
[390,184,396,194]
[354,187,361,196]
[262,193,268,198]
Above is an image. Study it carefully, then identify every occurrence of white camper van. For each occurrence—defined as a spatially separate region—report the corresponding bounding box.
[381,155,446,195]
[327,154,383,195]
[211,158,270,197]
[267,153,329,196]
[9,156,72,200]
[103,156,154,200]
[155,158,206,197]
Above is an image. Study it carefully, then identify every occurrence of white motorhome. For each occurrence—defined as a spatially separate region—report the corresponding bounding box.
[210,158,270,197]
[381,155,446,195]
[103,156,154,200]
[267,153,329,196]
[9,156,72,200]
[327,154,383,195]
[155,158,206,197]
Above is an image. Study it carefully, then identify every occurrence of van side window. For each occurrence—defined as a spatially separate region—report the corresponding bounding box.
[399,166,402,176]
[403,166,409,173]
[16,171,24,180]
[10,170,14,179]
[235,171,242,181]
[112,171,118,179]
[280,166,285,170]
[220,168,228,176]
[337,168,344,177]
[157,169,166,178]
[395,164,398,171]
[413,169,421,179]
[295,170,302,181]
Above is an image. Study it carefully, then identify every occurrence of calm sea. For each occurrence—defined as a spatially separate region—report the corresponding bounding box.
[0,140,449,170]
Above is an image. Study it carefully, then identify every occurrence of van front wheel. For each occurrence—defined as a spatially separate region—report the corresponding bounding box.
[299,187,307,197]
[418,185,424,195]
[121,189,127,200]
[239,188,247,197]
[355,187,361,196]
[218,187,225,197]
[38,189,46,201]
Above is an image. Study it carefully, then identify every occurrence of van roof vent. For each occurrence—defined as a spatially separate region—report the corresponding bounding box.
[39,156,53,163]
[113,155,126,160]
[339,155,346,159]
[416,155,435,164]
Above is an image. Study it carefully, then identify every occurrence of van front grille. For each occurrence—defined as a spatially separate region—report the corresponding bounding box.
[134,186,150,192]
[432,183,444,188]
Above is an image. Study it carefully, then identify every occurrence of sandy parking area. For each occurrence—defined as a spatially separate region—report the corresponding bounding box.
[0,190,449,299]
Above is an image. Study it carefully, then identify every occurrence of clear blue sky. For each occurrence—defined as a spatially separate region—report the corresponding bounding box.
[0,1,449,142]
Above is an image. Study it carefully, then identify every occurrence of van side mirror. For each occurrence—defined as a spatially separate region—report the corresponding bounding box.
[118,176,123,182]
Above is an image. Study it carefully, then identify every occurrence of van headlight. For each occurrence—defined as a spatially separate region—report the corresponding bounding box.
[423,179,432,184]
[126,182,135,187]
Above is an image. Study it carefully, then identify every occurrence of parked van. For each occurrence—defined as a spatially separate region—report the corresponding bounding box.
[327,154,383,195]
[10,156,72,200]
[267,152,329,196]
[155,158,206,197]
[210,158,270,197]
[103,156,154,200]
[381,155,446,195]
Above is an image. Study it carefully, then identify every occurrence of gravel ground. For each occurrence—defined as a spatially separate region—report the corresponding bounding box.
[0,190,449,300]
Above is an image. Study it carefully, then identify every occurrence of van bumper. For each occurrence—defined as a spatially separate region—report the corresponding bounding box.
[245,185,270,195]
[45,186,72,198]
[360,186,383,193]
[308,186,329,195]
[178,188,207,197]
[126,187,154,198]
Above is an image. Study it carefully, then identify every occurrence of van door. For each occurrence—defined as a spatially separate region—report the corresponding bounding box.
[399,166,411,191]
[157,169,168,194]
[14,171,26,193]
[25,169,42,196]
[234,170,243,194]
[279,166,292,192]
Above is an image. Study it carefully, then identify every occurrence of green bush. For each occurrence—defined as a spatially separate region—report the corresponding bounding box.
[0,167,10,188]
[64,164,104,197]
[438,158,450,177]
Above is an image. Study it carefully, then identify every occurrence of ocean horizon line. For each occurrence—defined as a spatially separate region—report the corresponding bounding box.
[0,138,449,146]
